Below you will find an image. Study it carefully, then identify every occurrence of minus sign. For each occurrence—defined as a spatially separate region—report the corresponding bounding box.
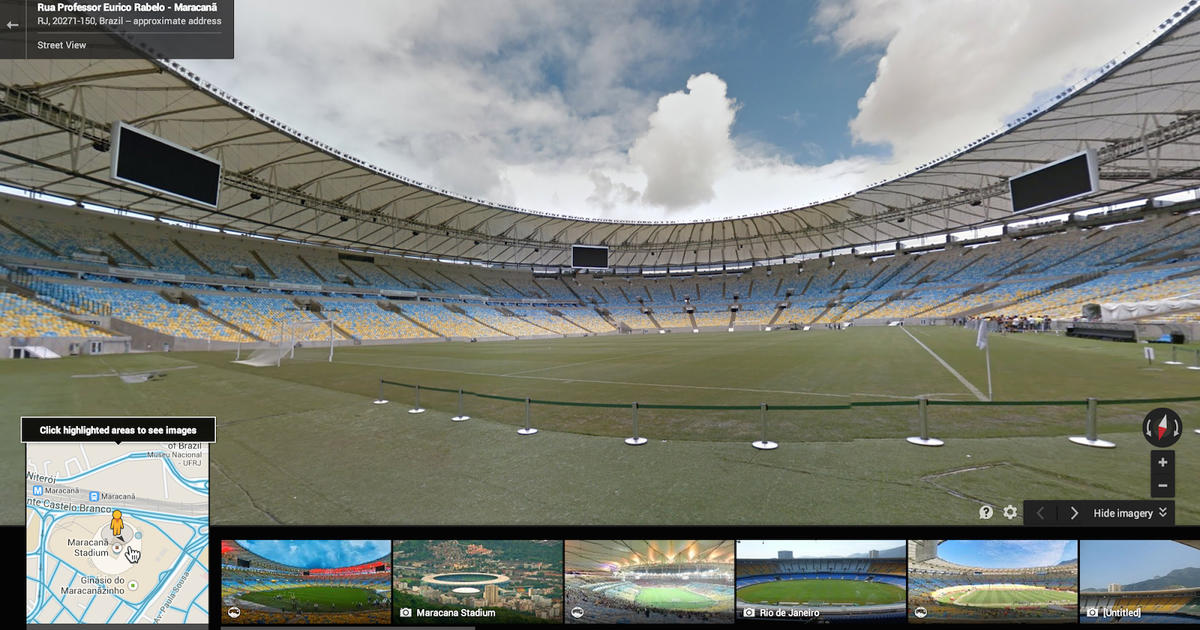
[1158,484,1169,488]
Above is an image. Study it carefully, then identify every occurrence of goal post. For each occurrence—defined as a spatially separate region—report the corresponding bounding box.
[233,318,334,367]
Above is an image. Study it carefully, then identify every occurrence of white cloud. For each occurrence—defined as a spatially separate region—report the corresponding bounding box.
[586,171,640,212]
[184,1,1182,223]
[817,0,1180,165]
[188,0,680,196]
[812,0,923,51]
[629,73,737,210]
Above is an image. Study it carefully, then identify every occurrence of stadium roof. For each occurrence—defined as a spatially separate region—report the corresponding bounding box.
[0,5,1199,269]
[565,540,733,571]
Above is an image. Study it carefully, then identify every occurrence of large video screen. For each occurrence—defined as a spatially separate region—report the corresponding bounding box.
[1008,149,1098,214]
[571,245,609,269]
[111,122,222,208]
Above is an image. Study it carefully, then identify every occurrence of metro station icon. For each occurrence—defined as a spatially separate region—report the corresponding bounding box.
[89,491,99,502]
[32,485,43,496]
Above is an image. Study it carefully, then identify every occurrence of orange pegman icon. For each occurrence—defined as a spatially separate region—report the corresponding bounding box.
[110,510,124,538]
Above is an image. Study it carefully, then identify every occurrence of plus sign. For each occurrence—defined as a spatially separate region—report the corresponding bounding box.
[1159,457,1170,468]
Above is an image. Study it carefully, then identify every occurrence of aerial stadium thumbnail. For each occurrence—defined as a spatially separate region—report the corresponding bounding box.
[564,540,734,624]
[1080,540,1200,623]
[735,540,906,623]
[219,539,391,625]
[908,540,1078,624]
[391,539,562,624]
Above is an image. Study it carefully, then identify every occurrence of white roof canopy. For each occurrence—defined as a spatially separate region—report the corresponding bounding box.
[0,8,1198,269]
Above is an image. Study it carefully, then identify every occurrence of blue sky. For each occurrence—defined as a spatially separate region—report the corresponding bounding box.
[737,540,904,559]
[1080,541,1200,591]
[187,0,1182,221]
[938,540,1077,569]
[627,2,889,166]
[238,540,390,569]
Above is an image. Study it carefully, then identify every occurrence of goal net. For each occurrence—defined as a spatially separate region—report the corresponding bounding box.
[233,319,333,367]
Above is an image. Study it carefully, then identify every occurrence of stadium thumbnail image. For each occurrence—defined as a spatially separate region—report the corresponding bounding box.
[391,540,562,624]
[5,4,1200,533]
[735,540,906,623]
[908,540,1078,624]
[564,540,734,624]
[219,540,391,625]
[1080,540,1200,623]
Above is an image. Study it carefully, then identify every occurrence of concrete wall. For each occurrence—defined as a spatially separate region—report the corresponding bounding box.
[4,335,131,359]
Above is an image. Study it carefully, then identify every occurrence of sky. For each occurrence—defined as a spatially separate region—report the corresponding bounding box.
[238,539,390,569]
[736,540,905,559]
[1080,540,1200,591]
[186,0,1182,222]
[938,540,1077,569]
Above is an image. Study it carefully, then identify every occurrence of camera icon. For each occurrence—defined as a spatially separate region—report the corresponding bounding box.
[1086,608,1099,618]
[743,608,755,618]
[399,607,412,617]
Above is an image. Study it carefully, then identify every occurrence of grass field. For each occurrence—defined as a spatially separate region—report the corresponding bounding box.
[738,579,904,605]
[938,586,1076,608]
[8,326,1200,525]
[237,585,385,612]
[634,586,719,610]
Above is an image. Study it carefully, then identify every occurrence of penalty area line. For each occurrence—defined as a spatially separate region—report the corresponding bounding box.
[899,327,987,401]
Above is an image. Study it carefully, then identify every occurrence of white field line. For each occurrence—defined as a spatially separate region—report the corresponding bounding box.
[899,327,987,401]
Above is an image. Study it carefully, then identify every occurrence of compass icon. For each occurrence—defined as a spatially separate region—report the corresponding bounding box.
[1143,408,1182,448]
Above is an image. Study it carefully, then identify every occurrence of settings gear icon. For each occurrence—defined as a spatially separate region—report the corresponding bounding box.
[1003,504,1019,520]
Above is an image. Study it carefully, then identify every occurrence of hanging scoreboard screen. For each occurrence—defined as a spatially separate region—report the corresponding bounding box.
[572,245,609,269]
[1008,149,1098,214]
[110,121,222,208]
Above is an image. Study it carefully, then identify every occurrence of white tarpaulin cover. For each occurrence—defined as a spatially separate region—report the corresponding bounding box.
[16,346,61,359]
[1102,299,1200,322]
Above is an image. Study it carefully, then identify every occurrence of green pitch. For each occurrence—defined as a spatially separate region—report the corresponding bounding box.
[237,586,385,612]
[738,579,903,605]
[4,326,1199,526]
[943,587,1076,608]
[635,586,718,610]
